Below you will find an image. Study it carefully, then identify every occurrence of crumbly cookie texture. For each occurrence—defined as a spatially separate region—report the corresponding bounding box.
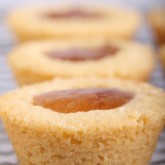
[149,9,165,44]
[8,6,141,42]
[8,40,154,85]
[0,77,165,165]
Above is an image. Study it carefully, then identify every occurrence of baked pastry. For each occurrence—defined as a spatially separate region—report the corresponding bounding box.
[0,77,165,165]
[149,9,165,44]
[8,40,154,85]
[8,6,141,42]
[159,44,165,69]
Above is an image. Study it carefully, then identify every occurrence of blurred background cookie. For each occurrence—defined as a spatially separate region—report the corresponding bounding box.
[8,6,141,42]
[159,44,165,70]
[8,40,154,85]
[149,9,165,44]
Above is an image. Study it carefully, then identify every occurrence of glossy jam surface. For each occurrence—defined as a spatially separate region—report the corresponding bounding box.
[46,44,118,61]
[43,9,101,19]
[33,88,134,113]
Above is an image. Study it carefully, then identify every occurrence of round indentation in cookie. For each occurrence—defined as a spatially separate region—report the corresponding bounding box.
[33,88,134,113]
[42,9,102,19]
[45,44,119,62]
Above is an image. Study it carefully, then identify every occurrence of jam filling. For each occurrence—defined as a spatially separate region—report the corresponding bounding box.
[46,44,118,61]
[43,9,101,19]
[33,88,134,113]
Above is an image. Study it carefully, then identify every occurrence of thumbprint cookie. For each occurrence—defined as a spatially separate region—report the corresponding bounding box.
[8,40,154,85]
[159,44,165,70]
[8,6,141,41]
[149,9,165,44]
[0,77,165,165]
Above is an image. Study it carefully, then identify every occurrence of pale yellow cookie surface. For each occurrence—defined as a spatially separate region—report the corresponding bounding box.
[8,39,154,85]
[0,77,165,165]
[8,6,141,41]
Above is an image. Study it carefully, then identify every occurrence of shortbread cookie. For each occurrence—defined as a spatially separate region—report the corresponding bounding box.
[8,40,154,85]
[159,44,165,69]
[0,77,165,165]
[8,6,141,41]
[149,9,165,44]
